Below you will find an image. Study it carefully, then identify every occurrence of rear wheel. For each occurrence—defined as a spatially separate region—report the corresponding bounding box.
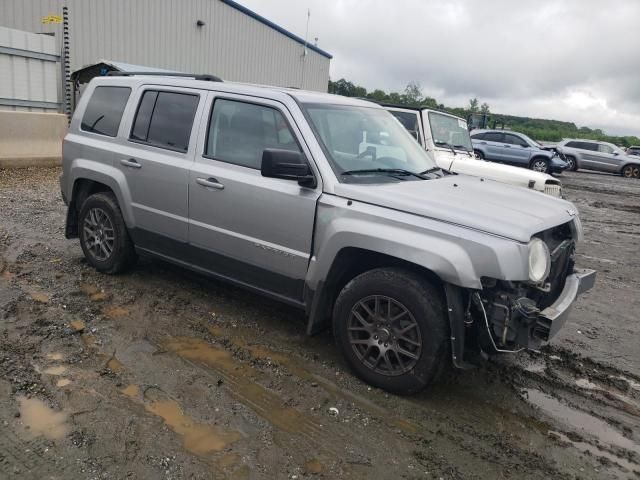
[333,268,449,394]
[79,192,137,274]
[622,164,640,178]
[530,157,549,173]
[474,150,484,160]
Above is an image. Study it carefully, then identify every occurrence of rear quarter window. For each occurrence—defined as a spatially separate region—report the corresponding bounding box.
[81,86,131,137]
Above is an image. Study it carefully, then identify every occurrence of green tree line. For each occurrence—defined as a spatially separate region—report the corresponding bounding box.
[328,78,640,147]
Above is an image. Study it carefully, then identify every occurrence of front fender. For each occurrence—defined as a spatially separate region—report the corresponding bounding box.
[308,195,530,291]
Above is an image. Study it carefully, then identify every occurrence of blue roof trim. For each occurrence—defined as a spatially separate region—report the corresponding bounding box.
[219,0,333,59]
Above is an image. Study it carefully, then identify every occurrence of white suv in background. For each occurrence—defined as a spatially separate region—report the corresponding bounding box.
[556,139,640,178]
[385,106,563,197]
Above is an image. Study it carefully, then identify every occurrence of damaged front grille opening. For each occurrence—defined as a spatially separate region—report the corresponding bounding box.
[468,222,575,353]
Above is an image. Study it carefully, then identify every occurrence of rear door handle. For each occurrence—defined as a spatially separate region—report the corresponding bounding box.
[480,141,487,144]
[120,158,142,169]
[503,145,511,148]
[196,177,225,190]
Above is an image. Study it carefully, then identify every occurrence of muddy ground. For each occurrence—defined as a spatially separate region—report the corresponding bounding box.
[0,167,638,480]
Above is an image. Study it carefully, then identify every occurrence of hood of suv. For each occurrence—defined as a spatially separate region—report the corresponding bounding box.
[333,175,576,243]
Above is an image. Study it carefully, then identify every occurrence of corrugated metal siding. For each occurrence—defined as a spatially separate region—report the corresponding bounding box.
[0,26,59,112]
[0,0,330,91]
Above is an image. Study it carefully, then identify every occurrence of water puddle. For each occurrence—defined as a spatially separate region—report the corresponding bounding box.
[29,291,50,304]
[549,430,638,473]
[17,396,69,440]
[102,306,129,318]
[43,365,67,376]
[56,378,72,387]
[70,320,85,332]
[121,384,241,457]
[304,458,324,474]
[524,389,639,453]
[106,357,124,373]
[163,337,314,434]
[217,452,241,468]
[574,378,640,416]
[207,326,418,435]
[80,284,108,301]
[47,352,64,361]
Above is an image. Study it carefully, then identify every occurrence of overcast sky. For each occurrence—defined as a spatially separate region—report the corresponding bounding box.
[241,0,640,137]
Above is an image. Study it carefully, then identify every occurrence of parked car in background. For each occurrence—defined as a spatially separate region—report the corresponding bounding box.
[555,139,640,178]
[385,106,563,197]
[471,129,568,174]
[625,146,640,157]
[60,74,595,394]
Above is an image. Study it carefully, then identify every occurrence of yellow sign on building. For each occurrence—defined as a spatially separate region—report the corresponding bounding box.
[41,14,62,24]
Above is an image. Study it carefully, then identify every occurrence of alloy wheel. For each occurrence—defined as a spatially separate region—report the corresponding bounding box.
[623,165,640,178]
[532,160,548,172]
[347,295,422,376]
[83,207,115,261]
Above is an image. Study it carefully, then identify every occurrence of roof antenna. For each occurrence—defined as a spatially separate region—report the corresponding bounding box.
[300,8,310,89]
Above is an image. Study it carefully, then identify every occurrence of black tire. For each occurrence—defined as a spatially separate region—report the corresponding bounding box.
[530,157,549,173]
[78,192,137,274]
[474,150,484,160]
[622,164,640,179]
[332,268,449,395]
[565,155,578,171]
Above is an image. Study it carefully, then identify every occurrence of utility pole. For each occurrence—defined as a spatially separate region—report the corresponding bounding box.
[300,8,310,89]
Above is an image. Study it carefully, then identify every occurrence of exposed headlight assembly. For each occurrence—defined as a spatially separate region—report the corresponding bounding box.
[528,238,551,283]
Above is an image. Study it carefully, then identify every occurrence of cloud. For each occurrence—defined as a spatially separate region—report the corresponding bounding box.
[240,0,640,136]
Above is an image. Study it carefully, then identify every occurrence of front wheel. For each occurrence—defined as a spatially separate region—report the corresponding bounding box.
[530,157,549,173]
[622,164,640,179]
[79,192,137,274]
[333,268,449,394]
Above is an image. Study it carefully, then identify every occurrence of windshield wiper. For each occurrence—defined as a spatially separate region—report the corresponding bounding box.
[341,168,426,180]
[452,144,474,157]
[418,167,441,175]
[434,140,457,156]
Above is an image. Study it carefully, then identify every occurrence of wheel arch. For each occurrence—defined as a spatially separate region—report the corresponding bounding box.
[65,162,134,238]
[305,247,447,336]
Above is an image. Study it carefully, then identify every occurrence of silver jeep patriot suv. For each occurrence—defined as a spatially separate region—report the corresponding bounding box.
[60,74,595,394]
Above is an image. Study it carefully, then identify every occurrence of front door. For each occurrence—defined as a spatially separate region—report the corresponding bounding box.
[114,86,206,246]
[188,93,321,303]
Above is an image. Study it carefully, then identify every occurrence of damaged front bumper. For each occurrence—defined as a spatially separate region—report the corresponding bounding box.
[534,268,596,341]
[445,268,596,368]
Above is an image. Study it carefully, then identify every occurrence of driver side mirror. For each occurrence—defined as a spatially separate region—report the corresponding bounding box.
[261,149,316,188]
[613,152,619,156]
[520,144,529,148]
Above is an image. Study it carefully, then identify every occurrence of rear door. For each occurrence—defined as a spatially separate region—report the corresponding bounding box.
[502,133,531,166]
[114,86,206,249]
[188,93,321,303]
[482,132,506,160]
[578,142,605,170]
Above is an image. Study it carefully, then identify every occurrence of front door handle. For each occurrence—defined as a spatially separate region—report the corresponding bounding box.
[480,141,487,144]
[120,158,142,169]
[503,145,511,148]
[196,177,225,190]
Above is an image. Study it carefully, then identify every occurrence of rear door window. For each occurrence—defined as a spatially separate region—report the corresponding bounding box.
[597,144,613,154]
[81,86,131,137]
[130,90,199,152]
[484,132,504,142]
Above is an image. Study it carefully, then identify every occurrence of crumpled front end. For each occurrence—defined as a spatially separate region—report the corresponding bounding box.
[470,220,595,353]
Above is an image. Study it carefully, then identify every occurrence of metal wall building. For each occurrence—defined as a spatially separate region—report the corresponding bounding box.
[0,0,332,92]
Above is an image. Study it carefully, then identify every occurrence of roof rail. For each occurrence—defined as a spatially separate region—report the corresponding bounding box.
[107,71,223,82]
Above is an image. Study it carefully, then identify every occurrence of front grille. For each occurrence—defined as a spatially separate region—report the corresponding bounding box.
[544,183,562,197]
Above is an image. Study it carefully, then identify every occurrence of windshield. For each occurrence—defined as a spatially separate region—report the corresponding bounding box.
[427,112,472,152]
[519,133,542,147]
[303,103,438,181]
